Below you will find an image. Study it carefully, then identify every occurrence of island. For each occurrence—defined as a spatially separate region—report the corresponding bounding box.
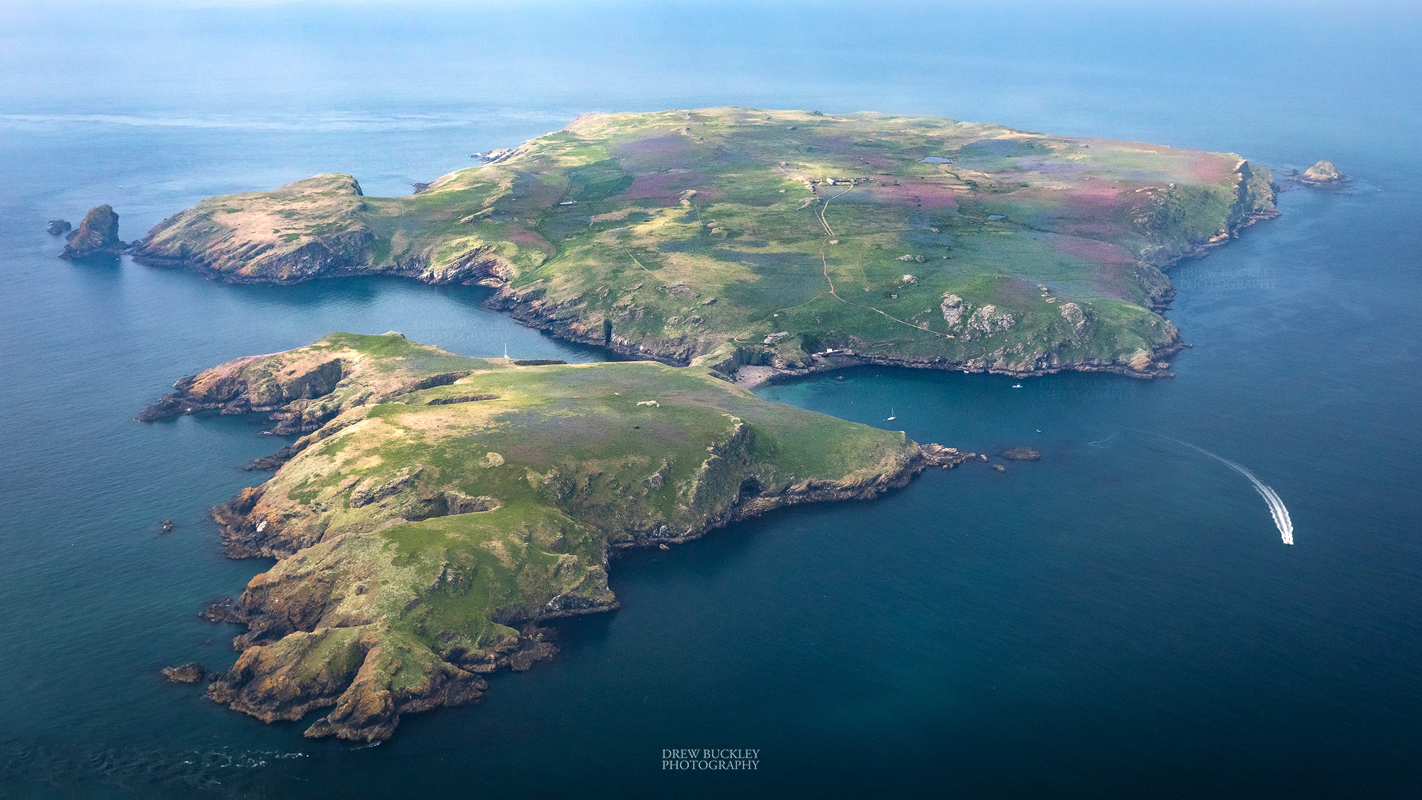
[145,332,974,741]
[131,107,1278,383]
[1293,160,1349,187]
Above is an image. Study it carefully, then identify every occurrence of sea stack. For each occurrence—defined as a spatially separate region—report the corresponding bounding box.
[1298,160,1349,187]
[60,205,125,260]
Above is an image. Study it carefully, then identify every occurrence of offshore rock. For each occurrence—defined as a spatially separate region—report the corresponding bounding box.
[47,219,71,236]
[161,663,209,683]
[60,205,125,260]
[1297,160,1349,187]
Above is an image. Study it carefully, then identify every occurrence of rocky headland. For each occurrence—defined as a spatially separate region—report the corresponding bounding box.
[146,332,975,741]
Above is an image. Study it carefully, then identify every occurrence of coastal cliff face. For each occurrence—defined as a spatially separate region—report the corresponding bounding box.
[154,333,974,742]
[130,108,1277,382]
[138,331,481,437]
[130,173,515,285]
[60,205,125,260]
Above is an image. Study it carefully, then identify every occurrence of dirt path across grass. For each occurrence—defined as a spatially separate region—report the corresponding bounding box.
[817,188,952,340]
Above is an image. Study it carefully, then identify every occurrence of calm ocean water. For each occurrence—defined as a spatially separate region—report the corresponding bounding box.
[2,2,1420,797]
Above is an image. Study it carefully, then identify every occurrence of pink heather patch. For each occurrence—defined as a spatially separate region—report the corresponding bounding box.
[612,134,695,165]
[1063,185,1131,208]
[1058,220,1128,238]
[624,172,721,205]
[1187,152,1235,183]
[505,227,550,248]
[1014,186,1133,239]
[1053,188,1134,232]
[864,181,959,211]
[1052,235,1141,300]
[1053,235,1135,267]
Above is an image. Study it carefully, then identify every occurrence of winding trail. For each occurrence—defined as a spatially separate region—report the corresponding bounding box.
[733,181,954,343]
[815,187,954,339]
[623,248,657,276]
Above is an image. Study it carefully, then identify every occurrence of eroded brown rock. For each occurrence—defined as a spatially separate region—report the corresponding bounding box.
[60,205,125,260]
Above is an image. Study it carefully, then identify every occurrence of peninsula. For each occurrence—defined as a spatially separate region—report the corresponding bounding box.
[131,108,1277,383]
[146,332,973,741]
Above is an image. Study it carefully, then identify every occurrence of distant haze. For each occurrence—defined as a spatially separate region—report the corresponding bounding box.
[4,1,1420,150]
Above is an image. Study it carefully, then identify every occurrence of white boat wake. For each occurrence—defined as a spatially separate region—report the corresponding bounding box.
[1168,438,1294,545]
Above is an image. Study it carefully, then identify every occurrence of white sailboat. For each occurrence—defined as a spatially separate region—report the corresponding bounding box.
[886,408,896,421]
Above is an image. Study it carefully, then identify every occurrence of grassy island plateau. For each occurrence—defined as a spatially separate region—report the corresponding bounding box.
[131,108,1278,384]
[143,333,973,741]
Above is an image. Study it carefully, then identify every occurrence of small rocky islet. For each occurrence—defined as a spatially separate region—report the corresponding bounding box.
[1290,160,1350,187]
[58,204,127,261]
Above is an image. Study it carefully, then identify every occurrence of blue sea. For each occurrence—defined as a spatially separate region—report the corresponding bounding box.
[2,2,1420,796]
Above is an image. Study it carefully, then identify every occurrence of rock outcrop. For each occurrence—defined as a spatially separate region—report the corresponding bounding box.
[47,219,71,236]
[1297,160,1349,187]
[161,663,209,683]
[137,332,480,436]
[59,205,125,260]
